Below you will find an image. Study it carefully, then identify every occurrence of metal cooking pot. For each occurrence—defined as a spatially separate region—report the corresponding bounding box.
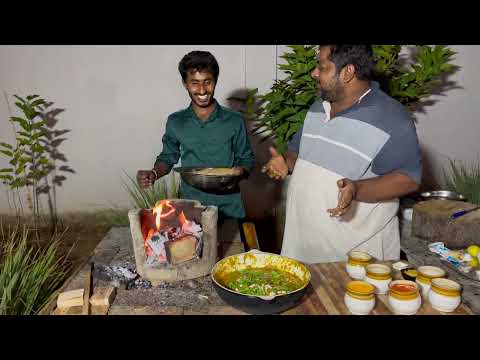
[420,190,467,202]
[211,250,311,315]
[173,167,243,194]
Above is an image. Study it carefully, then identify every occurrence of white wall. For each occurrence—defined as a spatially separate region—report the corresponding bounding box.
[414,45,480,188]
[0,45,277,212]
[0,45,478,213]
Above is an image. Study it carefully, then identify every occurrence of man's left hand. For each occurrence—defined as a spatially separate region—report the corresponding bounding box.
[327,178,357,217]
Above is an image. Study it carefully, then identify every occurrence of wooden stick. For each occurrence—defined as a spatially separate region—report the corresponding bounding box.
[82,263,93,315]
[242,222,259,250]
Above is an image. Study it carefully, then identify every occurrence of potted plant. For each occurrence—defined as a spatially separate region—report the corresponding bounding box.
[444,158,480,205]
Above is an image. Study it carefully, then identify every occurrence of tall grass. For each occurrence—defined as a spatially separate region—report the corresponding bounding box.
[0,222,71,315]
[122,170,180,209]
[99,171,181,227]
[444,158,480,205]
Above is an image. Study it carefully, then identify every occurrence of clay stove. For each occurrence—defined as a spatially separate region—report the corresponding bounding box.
[128,199,218,285]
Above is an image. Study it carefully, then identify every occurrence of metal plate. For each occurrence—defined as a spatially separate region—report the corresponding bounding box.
[173,166,242,194]
[420,190,467,201]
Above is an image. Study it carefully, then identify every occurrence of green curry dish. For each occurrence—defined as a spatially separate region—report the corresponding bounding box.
[223,267,304,296]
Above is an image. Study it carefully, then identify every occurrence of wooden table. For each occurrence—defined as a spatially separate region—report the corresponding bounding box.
[279,261,473,315]
[42,227,474,315]
[106,260,474,315]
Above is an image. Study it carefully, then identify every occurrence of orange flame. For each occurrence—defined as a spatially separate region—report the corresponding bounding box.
[152,200,176,231]
[153,203,163,230]
[143,200,197,261]
[146,228,156,240]
[178,211,187,226]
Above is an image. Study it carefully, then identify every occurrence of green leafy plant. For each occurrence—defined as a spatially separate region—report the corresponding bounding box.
[0,222,71,315]
[444,158,480,205]
[0,94,74,231]
[234,45,458,153]
[95,172,181,227]
[373,45,458,111]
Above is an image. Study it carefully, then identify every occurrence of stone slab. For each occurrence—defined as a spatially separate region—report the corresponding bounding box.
[401,220,479,314]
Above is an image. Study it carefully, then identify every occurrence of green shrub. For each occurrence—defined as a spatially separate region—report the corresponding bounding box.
[234,45,458,153]
[122,170,180,209]
[444,158,480,205]
[0,223,70,315]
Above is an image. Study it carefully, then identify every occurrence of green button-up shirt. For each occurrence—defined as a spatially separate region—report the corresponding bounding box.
[156,101,255,219]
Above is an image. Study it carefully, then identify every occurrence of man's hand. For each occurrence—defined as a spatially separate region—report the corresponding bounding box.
[137,170,156,188]
[262,147,288,180]
[327,178,357,217]
[232,166,245,177]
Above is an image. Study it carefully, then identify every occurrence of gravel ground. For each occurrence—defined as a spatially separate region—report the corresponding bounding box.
[113,276,225,310]
[91,227,229,312]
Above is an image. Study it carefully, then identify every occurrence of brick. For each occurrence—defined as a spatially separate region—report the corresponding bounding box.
[90,287,116,306]
[57,289,84,308]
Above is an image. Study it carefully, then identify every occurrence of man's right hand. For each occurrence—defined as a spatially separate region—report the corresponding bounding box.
[137,170,156,188]
[262,147,289,180]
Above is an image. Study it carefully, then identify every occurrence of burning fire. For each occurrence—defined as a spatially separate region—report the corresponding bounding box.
[143,200,202,264]
[152,200,176,230]
[178,210,187,226]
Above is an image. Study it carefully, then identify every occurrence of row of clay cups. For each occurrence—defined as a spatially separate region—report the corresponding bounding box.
[415,266,462,313]
[345,252,411,315]
[346,252,462,313]
[344,279,423,315]
[346,251,392,294]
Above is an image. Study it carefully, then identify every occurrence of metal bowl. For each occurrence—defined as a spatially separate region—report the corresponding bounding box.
[173,166,243,194]
[401,267,418,282]
[420,190,467,202]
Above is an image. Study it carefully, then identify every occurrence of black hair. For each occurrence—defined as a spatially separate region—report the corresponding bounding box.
[178,51,220,82]
[320,45,375,81]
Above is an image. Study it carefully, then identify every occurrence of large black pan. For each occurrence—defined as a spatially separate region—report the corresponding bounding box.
[211,250,311,315]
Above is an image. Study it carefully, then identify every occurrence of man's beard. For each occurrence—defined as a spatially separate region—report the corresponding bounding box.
[318,81,344,103]
[317,75,342,102]
[318,86,337,102]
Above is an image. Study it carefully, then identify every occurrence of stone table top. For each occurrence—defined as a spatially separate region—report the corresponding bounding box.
[400,220,480,314]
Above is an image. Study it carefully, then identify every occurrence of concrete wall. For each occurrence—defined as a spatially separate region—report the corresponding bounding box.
[0,45,277,213]
[414,45,480,189]
[0,45,478,214]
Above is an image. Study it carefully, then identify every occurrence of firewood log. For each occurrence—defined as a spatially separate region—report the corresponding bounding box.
[89,286,116,307]
[165,235,198,265]
[57,289,84,308]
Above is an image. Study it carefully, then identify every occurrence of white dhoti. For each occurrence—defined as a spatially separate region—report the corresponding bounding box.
[280,159,400,264]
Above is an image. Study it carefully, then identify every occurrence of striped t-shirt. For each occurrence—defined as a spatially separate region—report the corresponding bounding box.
[288,81,422,184]
[281,81,422,264]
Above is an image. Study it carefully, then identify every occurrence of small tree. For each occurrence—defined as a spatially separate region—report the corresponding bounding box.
[0,94,75,231]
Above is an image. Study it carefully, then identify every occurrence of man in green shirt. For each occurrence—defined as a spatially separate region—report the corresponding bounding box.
[137,50,255,221]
